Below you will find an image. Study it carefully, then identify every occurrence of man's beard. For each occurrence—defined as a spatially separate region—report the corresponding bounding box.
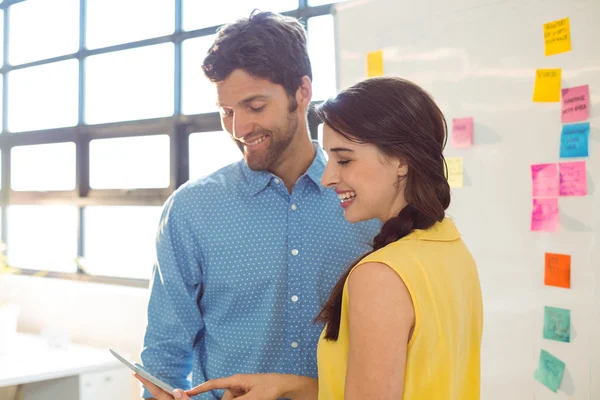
[242,113,299,171]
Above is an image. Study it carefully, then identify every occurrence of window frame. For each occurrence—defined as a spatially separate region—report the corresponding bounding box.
[0,0,331,287]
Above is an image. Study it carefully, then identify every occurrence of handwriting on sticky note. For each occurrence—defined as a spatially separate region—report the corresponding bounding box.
[545,253,570,288]
[452,117,473,148]
[531,199,559,232]
[531,163,558,197]
[559,161,587,196]
[562,85,589,123]
[534,349,566,392]
[543,306,570,342]
[560,123,589,158]
[445,157,463,188]
[533,69,561,102]
[543,17,571,56]
[367,50,383,77]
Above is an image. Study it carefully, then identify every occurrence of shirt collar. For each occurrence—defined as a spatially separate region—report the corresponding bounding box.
[405,217,461,242]
[241,141,328,196]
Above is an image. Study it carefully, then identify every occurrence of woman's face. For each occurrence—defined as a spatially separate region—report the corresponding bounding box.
[321,124,408,223]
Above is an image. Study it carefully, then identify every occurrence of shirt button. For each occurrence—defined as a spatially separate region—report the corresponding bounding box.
[291,249,299,256]
[291,204,297,211]
[291,342,299,349]
[291,295,299,302]
[273,178,280,184]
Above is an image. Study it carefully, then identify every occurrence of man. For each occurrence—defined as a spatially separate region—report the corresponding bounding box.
[140,11,379,399]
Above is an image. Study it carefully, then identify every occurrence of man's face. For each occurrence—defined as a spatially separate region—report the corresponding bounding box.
[216,69,299,171]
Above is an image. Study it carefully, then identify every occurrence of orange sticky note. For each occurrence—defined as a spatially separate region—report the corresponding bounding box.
[533,69,561,102]
[545,253,571,289]
[367,50,383,77]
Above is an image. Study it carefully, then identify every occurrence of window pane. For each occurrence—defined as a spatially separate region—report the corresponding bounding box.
[90,135,170,189]
[182,35,218,115]
[0,11,4,66]
[9,0,79,65]
[308,0,347,6]
[83,206,162,279]
[183,0,298,31]
[308,15,336,101]
[11,143,76,191]
[86,0,174,49]
[8,60,78,132]
[7,206,78,273]
[189,131,242,180]
[85,43,174,124]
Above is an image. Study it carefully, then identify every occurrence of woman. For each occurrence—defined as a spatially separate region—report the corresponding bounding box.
[137,76,484,399]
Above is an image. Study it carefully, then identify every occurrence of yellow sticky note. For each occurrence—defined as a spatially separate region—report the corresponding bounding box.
[533,69,561,102]
[544,18,571,56]
[445,157,464,188]
[367,50,383,77]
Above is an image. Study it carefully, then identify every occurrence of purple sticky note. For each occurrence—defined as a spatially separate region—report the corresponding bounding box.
[559,161,587,196]
[562,85,589,123]
[531,198,559,232]
[531,163,559,197]
[452,117,473,148]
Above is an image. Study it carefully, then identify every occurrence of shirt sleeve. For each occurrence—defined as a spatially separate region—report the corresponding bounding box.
[140,190,205,398]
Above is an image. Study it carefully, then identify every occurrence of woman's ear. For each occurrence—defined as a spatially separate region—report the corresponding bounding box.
[397,159,409,179]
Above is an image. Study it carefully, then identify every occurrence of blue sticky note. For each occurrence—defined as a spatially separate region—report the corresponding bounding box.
[560,122,589,158]
[543,306,570,342]
[534,349,565,392]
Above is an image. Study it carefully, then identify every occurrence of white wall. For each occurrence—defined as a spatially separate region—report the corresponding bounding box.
[0,273,150,399]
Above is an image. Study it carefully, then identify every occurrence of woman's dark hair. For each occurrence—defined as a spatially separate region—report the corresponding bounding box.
[315,77,451,340]
[201,10,312,100]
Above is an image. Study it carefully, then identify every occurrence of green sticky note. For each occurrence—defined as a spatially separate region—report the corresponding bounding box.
[534,349,565,392]
[543,306,570,342]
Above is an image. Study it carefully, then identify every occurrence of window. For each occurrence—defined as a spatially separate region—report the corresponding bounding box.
[7,206,78,273]
[89,135,170,189]
[8,0,79,65]
[85,43,174,124]
[8,60,79,132]
[189,131,243,180]
[308,0,348,6]
[83,206,162,280]
[0,0,338,283]
[11,143,76,191]
[308,15,336,101]
[182,35,218,115]
[182,0,298,31]
[86,0,174,49]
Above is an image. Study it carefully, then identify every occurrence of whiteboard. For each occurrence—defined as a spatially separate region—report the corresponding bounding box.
[333,0,599,399]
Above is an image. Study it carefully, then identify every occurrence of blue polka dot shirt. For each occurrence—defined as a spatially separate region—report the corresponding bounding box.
[141,144,380,399]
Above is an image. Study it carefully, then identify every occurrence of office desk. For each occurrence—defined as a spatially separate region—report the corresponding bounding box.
[0,333,132,400]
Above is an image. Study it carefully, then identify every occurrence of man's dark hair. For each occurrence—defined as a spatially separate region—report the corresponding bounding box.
[202,10,312,98]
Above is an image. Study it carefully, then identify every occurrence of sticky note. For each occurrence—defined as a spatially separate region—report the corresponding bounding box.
[531,198,559,232]
[559,161,587,196]
[445,157,463,188]
[451,117,474,148]
[367,50,384,77]
[543,18,571,56]
[531,163,558,197]
[545,253,571,288]
[543,306,570,342]
[533,69,561,102]
[562,85,589,123]
[534,349,566,392]
[560,123,589,158]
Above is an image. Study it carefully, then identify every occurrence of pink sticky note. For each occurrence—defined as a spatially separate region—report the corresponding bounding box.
[562,85,589,123]
[531,198,559,232]
[559,161,587,196]
[452,117,473,148]
[531,163,558,197]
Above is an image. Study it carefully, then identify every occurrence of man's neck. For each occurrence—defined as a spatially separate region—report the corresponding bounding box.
[271,131,316,193]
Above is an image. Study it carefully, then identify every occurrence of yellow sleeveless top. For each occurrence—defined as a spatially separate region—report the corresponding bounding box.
[316,217,483,399]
